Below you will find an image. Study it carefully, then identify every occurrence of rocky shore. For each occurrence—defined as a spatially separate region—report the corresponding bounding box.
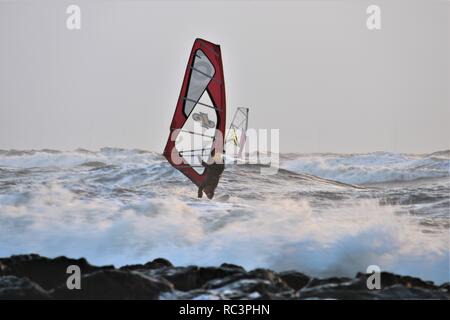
[0,254,448,299]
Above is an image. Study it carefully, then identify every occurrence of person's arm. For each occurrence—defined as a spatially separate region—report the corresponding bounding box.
[201,160,210,168]
[197,155,209,168]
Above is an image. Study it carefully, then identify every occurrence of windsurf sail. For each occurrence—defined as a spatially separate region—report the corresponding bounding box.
[163,39,226,187]
[225,107,249,158]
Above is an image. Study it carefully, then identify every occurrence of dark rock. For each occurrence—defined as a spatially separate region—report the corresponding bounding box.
[0,254,113,290]
[202,268,295,299]
[211,278,296,300]
[164,289,222,300]
[119,264,146,271]
[121,258,173,271]
[52,270,173,300]
[439,282,449,293]
[144,258,173,269]
[203,273,250,290]
[220,263,246,272]
[299,280,376,300]
[278,271,311,291]
[249,269,292,290]
[307,276,353,288]
[0,276,51,300]
[374,285,450,300]
[138,265,243,292]
[299,276,450,300]
[204,268,289,290]
[355,272,438,290]
[1,254,448,300]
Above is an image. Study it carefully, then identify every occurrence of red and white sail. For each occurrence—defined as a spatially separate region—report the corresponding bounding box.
[163,39,226,187]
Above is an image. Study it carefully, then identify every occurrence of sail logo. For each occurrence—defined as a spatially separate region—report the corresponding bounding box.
[192,112,215,129]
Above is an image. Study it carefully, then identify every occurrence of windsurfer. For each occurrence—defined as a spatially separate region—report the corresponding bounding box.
[197,152,225,199]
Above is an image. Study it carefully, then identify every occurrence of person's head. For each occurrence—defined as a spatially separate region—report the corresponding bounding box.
[204,186,215,199]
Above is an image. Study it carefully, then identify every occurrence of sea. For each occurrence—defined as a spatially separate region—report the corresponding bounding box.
[0,148,448,284]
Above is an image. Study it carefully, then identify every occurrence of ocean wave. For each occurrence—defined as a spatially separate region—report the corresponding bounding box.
[281,151,450,185]
[0,183,447,284]
[0,148,162,169]
[0,149,448,284]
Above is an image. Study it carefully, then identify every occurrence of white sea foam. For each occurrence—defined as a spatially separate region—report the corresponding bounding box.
[0,148,161,168]
[0,150,448,284]
[282,152,450,185]
[0,183,448,284]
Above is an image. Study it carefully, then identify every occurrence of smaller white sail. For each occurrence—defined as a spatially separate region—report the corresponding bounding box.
[225,107,249,160]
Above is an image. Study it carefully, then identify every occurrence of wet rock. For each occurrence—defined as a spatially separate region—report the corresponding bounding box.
[0,254,448,300]
[145,258,173,269]
[163,289,223,300]
[52,270,173,300]
[308,276,353,288]
[249,269,292,290]
[300,283,450,300]
[119,264,147,271]
[299,275,450,300]
[374,285,450,300]
[0,276,51,300]
[355,272,438,290]
[202,268,295,300]
[210,278,296,300]
[278,271,311,291]
[0,254,113,290]
[120,258,173,271]
[205,269,289,290]
[299,279,376,300]
[220,263,246,272]
[138,265,243,292]
[439,282,449,293]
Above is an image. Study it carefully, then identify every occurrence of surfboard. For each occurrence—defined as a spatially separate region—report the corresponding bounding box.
[163,39,226,188]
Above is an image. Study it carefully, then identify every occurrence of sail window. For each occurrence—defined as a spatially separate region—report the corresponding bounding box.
[184,49,215,117]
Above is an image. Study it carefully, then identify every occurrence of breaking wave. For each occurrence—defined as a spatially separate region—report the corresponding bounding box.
[281,151,450,185]
[0,149,448,284]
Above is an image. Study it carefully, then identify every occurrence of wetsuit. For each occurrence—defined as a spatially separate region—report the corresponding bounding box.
[198,160,225,199]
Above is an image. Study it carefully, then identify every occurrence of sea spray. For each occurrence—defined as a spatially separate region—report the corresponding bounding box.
[0,149,448,284]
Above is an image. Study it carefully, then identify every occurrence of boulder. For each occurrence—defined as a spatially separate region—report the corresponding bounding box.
[121,258,174,271]
[278,271,311,291]
[1,254,448,300]
[355,271,438,290]
[52,269,173,300]
[0,276,51,300]
[0,254,113,290]
[138,265,243,291]
[202,268,295,299]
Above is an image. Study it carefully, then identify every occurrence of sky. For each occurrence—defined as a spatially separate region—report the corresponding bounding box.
[0,0,449,153]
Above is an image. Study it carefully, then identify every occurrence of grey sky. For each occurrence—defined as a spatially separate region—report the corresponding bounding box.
[0,0,448,153]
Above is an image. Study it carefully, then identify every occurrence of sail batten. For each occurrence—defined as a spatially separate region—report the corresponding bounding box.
[183,97,223,112]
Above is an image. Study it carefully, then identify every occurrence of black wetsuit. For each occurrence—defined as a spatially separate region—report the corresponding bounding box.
[198,160,225,199]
